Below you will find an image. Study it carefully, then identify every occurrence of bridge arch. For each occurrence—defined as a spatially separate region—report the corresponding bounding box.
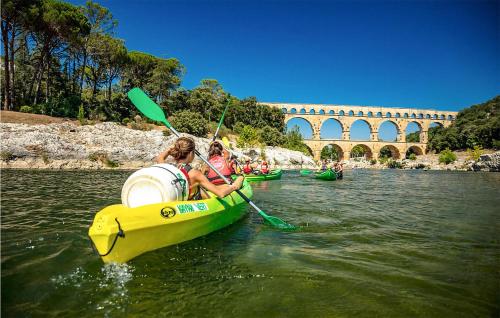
[285,117,313,139]
[367,111,373,117]
[310,109,316,114]
[339,110,345,116]
[328,110,334,115]
[320,118,343,139]
[406,145,424,157]
[405,121,422,142]
[379,145,401,159]
[290,108,297,114]
[430,121,444,128]
[299,108,306,114]
[321,144,344,161]
[319,109,325,115]
[350,119,372,140]
[348,110,354,116]
[350,144,373,159]
[378,120,400,141]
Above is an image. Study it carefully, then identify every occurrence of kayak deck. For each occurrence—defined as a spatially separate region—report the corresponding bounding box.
[88,181,253,263]
[242,169,282,181]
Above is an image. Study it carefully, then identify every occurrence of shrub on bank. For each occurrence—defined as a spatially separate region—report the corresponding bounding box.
[387,159,403,169]
[370,159,377,165]
[466,145,485,161]
[408,153,417,160]
[438,149,457,164]
[20,106,33,113]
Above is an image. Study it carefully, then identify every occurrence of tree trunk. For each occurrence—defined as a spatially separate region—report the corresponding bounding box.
[79,50,87,95]
[1,20,12,110]
[45,54,50,103]
[9,26,16,110]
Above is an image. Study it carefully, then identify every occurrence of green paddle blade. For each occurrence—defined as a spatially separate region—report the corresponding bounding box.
[127,88,170,127]
[258,211,297,230]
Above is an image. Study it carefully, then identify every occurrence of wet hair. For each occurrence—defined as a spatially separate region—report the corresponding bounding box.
[165,137,196,161]
[208,141,224,158]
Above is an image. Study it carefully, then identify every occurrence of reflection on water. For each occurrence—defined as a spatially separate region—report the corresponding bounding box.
[1,169,499,317]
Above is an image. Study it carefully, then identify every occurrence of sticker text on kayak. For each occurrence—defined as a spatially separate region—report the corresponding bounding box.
[176,203,209,214]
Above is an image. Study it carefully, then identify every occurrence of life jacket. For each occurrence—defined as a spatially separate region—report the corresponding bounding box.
[261,161,269,174]
[207,155,232,185]
[243,163,253,174]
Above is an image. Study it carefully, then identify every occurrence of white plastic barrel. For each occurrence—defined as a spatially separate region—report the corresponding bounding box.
[121,164,189,208]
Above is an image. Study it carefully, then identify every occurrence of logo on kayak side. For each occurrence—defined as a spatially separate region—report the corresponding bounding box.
[176,203,209,214]
[160,207,176,219]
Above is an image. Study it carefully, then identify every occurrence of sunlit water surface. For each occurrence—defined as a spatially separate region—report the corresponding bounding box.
[1,169,499,317]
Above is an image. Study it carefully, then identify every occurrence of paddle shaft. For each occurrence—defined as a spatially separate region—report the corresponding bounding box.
[168,126,260,210]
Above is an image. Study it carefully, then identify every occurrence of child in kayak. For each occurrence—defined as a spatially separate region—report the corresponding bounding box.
[260,160,269,174]
[156,137,244,199]
[243,159,253,174]
[229,155,241,175]
[206,141,233,185]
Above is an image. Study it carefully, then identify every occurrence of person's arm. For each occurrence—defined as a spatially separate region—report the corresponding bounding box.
[156,150,169,163]
[190,170,244,198]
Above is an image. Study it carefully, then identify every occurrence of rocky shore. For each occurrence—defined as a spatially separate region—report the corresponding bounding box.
[0,122,314,170]
[1,121,498,172]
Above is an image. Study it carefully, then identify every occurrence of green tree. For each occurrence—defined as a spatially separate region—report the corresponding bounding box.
[406,131,420,142]
[259,125,285,146]
[121,51,157,91]
[321,145,339,160]
[429,96,500,151]
[148,58,184,103]
[31,0,90,104]
[351,145,366,158]
[170,110,208,137]
[283,126,310,155]
[237,125,260,148]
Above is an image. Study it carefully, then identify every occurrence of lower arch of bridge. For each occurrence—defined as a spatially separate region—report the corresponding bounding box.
[350,144,373,159]
[321,144,344,161]
[406,145,424,157]
[379,145,401,159]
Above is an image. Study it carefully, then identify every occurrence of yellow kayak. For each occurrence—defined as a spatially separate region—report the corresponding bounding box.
[88,181,253,263]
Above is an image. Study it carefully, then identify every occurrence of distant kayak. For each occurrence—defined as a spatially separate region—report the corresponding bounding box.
[314,169,338,181]
[241,169,282,182]
[300,169,313,176]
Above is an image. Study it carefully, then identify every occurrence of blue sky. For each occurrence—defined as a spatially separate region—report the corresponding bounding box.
[69,0,499,140]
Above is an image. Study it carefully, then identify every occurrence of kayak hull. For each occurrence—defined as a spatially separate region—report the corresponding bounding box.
[88,181,253,263]
[314,169,338,181]
[300,169,312,176]
[242,169,282,181]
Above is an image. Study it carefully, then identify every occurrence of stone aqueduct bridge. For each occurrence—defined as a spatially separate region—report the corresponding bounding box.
[263,102,458,161]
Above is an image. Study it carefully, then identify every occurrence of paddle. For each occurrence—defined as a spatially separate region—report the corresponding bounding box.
[212,96,230,142]
[127,88,296,230]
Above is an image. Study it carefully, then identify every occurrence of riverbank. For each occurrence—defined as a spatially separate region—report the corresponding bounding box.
[1,120,498,172]
[0,121,314,170]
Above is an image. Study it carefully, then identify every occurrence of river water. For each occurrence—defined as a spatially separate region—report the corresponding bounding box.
[1,169,499,317]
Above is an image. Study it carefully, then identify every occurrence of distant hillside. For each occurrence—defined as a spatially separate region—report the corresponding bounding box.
[428,96,500,152]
